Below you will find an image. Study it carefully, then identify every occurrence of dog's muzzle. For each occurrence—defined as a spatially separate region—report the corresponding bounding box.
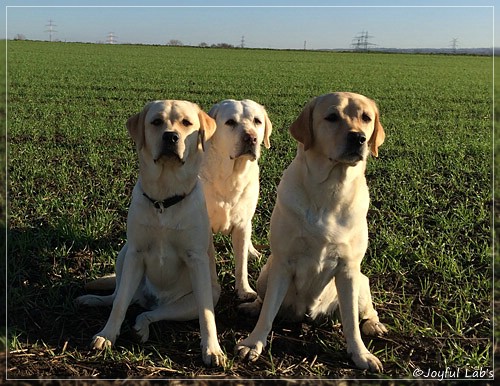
[232,132,258,160]
[342,131,367,163]
[155,131,182,163]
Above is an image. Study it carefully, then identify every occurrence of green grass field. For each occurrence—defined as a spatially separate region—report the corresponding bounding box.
[5,41,494,380]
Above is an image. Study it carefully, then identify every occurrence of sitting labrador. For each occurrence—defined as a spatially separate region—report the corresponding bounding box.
[76,100,226,367]
[200,99,272,301]
[236,92,387,372]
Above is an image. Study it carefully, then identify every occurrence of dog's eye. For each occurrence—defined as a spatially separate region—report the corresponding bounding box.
[151,118,164,126]
[226,119,237,127]
[182,119,192,127]
[361,113,372,123]
[254,118,262,125]
[325,113,339,122]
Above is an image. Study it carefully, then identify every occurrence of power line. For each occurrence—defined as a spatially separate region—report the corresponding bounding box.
[45,19,57,42]
[450,37,459,53]
[351,30,376,51]
[106,32,117,44]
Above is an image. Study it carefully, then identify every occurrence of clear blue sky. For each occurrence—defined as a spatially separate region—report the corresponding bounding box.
[3,1,496,49]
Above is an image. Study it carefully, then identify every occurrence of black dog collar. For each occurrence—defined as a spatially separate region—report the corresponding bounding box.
[142,192,186,212]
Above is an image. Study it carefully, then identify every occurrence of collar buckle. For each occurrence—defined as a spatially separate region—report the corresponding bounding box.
[143,192,186,212]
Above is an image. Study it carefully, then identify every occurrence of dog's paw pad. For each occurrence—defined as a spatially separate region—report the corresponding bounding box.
[92,336,112,350]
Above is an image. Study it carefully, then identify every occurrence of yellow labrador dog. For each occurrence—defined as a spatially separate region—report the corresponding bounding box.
[200,99,272,301]
[236,92,387,372]
[76,100,226,367]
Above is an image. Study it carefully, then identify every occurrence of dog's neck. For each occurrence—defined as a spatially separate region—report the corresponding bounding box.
[231,156,254,175]
[290,151,368,218]
[138,155,199,202]
[202,139,255,183]
[297,145,366,195]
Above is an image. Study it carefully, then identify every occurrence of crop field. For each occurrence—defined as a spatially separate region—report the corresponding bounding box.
[4,40,494,381]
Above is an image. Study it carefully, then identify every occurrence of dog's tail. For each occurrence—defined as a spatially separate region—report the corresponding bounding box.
[84,274,117,291]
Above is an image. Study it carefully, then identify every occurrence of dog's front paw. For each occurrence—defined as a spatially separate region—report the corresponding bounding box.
[236,288,258,302]
[248,244,262,260]
[361,319,388,336]
[235,340,263,362]
[351,351,383,372]
[91,335,113,350]
[132,314,150,343]
[237,297,262,317]
[201,344,227,367]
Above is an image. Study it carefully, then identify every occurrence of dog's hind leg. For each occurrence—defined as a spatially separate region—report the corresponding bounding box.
[76,294,114,307]
[84,275,117,291]
[133,295,200,343]
[75,244,127,307]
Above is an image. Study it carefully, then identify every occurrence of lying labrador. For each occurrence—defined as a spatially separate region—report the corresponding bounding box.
[76,100,226,367]
[236,92,387,372]
[200,99,272,301]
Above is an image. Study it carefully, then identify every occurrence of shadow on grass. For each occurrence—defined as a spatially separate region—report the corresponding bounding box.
[7,218,122,346]
[7,218,488,380]
[6,220,396,379]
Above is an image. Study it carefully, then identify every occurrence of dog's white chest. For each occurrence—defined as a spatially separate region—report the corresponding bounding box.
[205,183,255,234]
[144,226,182,265]
[304,206,349,244]
[139,229,196,304]
[128,204,194,289]
[294,233,340,277]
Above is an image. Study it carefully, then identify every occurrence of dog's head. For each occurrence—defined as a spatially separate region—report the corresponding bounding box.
[289,92,385,165]
[208,99,272,161]
[127,100,216,165]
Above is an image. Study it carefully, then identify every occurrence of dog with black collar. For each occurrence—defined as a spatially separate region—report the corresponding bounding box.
[76,100,226,367]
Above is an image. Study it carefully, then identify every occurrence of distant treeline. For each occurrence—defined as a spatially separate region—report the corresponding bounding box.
[9,36,495,55]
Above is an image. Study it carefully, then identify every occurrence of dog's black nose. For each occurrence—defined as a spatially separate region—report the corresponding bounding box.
[163,131,180,144]
[244,132,257,145]
[347,132,366,146]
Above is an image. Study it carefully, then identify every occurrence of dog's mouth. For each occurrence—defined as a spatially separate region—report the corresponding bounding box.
[154,148,184,164]
[230,150,257,162]
[230,143,258,161]
[337,149,365,165]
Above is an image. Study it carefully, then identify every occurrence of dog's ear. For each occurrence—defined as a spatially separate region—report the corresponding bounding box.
[263,109,273,149]
[208,103,219,119]
[198,109,216,151]
[127,104,150,150]
[289,97,316,151]
[368,104,385,157]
